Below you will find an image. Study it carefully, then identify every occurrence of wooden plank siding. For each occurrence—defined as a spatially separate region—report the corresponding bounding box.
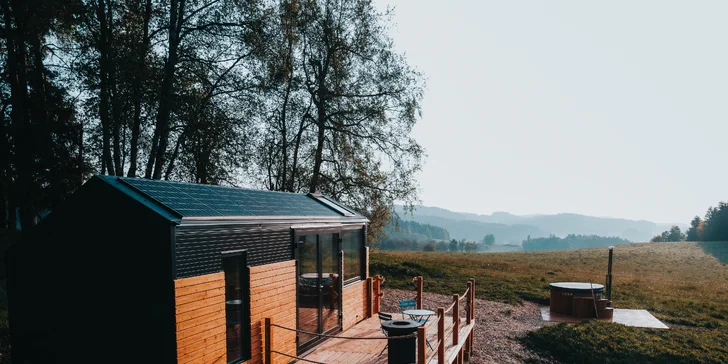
[174,272,227,364]
[173,258,371,364]
[250,260,297,364]
[342,280,369,330]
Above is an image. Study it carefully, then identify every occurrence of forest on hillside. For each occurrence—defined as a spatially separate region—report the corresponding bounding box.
[651,202,728,242]
[376,219,450,251]
[0,0,425,241]
[382,219,450,241]
[522,234,631,252]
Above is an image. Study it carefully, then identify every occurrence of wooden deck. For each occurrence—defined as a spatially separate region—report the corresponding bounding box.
[300,313,475,364]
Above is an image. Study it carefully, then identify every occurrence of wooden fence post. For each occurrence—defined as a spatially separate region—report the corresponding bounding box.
[373,275,381,314]
[466,281,472,325]
[418,325,426,364]
[264,318,273,364]
[470,279,475,321]
[452,294,459,346]
[437,307,445,364]
[366,277,374,318]
[415,276,423,309]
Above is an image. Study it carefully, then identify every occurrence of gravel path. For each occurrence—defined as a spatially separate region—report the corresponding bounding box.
[380,289,544,364]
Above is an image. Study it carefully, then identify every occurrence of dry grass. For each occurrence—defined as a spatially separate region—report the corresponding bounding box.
[371,242,728,363]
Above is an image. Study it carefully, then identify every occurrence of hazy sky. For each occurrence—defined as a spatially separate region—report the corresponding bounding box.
[375,0,727,223]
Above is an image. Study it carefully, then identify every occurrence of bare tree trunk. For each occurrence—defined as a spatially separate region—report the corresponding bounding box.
[28,31,68,207]
[4,0,35,231]
[164,132,184,180]
[279,37,294,190]
[0,105,7,231]
[309,98,325,193]
[288,113,306,192]
[96,0,115,175]
[127,0,152,177]
[79,116,84,184]
[108,2,124,177]
[149,0,185,179]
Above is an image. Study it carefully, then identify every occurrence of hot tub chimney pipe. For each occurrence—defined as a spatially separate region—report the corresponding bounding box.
[606,246,614,304]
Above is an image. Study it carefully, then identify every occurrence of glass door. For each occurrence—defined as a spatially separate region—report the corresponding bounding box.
[296,230,341,353]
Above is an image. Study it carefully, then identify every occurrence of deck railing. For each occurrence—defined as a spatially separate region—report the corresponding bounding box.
[262,276,475,364]
[415,277,476,364]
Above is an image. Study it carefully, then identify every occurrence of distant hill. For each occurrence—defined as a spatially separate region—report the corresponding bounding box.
[394,205,687,243]
[381,219,450,242]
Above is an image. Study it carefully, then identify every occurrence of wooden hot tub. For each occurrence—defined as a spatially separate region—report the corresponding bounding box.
[549,282,604,315]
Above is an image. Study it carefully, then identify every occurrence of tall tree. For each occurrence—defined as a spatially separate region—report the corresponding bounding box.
[126,0,153,177]
[1,0,84,231]
[255,0,425,239]
[686,216,702,241]
[703,202,728,241]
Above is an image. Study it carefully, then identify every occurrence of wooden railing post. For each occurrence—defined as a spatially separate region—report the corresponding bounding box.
[415,276,423,309]
[466,281,472,325]
[366,277,374,318]
[452,294,459,346]
[437,308,445,364]
[373,274,382,314]
[418,325,426,364]
[264,318,273,364]
[470,278,476,321]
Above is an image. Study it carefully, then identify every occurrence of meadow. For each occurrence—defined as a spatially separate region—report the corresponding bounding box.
[370,242,728,363]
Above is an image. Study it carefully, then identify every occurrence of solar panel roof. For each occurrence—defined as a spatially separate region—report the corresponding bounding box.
[109,176,355,218]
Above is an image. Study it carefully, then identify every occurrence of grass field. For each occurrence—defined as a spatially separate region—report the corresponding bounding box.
[370,242,728,363]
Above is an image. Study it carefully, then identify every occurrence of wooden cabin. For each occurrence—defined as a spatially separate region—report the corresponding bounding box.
[8,175,371,363]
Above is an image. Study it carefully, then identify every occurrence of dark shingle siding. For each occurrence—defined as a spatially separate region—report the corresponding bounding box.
[175,224,292,278]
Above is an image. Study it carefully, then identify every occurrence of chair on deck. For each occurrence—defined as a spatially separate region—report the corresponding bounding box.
[399,299,417,320]
[378,312,393,356]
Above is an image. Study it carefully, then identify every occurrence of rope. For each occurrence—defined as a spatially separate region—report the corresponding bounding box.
[443,302,456,314]
[590,282,600,319]
[271,323,417,340]
[272,350,327,364]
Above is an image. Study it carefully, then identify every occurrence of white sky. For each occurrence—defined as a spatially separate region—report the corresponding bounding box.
[376,0,728,223]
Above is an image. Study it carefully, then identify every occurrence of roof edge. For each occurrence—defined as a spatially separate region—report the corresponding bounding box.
[95,175,183,223]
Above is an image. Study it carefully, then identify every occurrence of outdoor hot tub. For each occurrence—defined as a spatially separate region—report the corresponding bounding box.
[549,282,604,315]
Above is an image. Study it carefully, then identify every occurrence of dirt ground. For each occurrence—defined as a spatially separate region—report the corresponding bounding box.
[380,289,544,364]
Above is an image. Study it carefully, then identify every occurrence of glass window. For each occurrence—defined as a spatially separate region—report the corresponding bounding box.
[342,229,363,282]
[223,252,250,363]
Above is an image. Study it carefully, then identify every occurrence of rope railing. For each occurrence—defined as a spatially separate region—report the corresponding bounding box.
[271,323,417,340]
[263,276,475,364]
[459,287,470,301]
[443,301,457,314]
[414,278,475,364]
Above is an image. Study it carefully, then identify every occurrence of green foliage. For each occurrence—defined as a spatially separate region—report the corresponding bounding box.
[686,216,702,241]
[449,239,459,252]
[376,218,451,251]
[483,234,496,246]
[677,201,728,242]
[423,242,436,252]
[523,234,631,251]
[652,225,686,242]
[522,321,728,364]
[703,202,728,241]
[371,242,728,363]
[380,219,450,241]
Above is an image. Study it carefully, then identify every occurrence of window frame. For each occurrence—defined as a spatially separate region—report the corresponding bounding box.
[341,227,366,285]
[222,249,251,364]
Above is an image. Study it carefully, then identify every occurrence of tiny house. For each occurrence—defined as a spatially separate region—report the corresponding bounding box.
[8,175,371,363]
